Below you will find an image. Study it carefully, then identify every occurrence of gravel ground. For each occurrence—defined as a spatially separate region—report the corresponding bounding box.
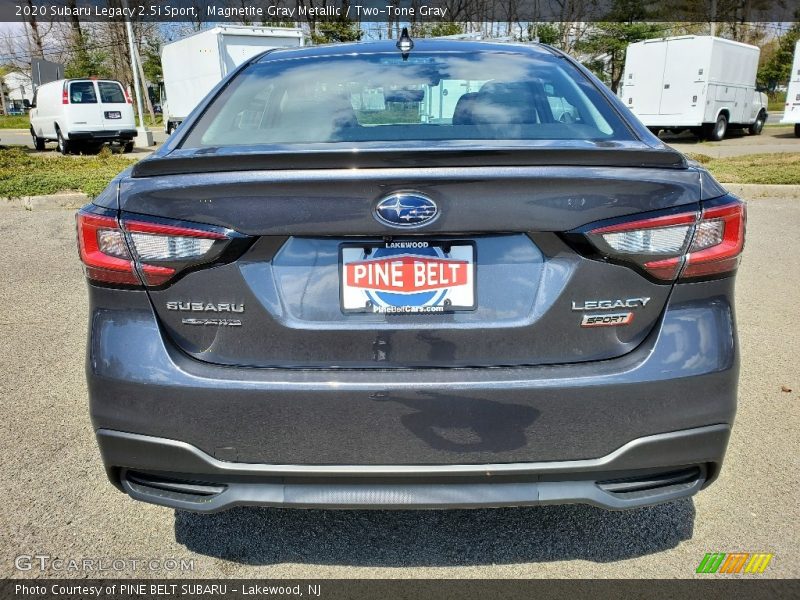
[0,196,797,579]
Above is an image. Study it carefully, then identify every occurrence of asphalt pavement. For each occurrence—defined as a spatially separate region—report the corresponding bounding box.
[0,193,797,579]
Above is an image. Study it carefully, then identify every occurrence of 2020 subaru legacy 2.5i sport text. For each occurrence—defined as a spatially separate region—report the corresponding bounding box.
[79,39,744,512]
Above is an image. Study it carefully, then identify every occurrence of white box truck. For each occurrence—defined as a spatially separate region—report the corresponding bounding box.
[779,40,800,137]
[621,35,768,140]
[160,25,303,134]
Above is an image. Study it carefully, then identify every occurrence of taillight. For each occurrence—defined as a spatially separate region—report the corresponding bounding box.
[62,85,69,105]
[123,87,133,104]
[76,211,139,285]
[76,207,247,288]
[576,196,745,282]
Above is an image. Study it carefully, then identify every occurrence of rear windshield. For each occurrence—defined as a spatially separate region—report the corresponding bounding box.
[182,51,634,148]
[98,81,125,103]
[69,81,97,104]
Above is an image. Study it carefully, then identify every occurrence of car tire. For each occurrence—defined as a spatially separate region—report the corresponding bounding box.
[706,114,728,141]
[795,124,800,138]
[647,127,660,136]
[56,129,70,155]
[748,112,765,135]
[122,141,134,154]
[31,130,45,151]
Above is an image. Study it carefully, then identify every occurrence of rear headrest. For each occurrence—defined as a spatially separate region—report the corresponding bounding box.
[452,92,480,125]
[472,81,538,124]
[277,93,358,136]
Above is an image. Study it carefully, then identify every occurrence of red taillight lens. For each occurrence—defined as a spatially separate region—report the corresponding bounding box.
[62,87,69,105]
[76,212,140,285]
[681,201,745,279]
[582,197,745,282]
[124,87,133,104]
[77,208,236,287]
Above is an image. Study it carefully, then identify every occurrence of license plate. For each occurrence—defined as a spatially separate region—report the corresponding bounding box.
[105,111,121,119]
[340,241,476,314]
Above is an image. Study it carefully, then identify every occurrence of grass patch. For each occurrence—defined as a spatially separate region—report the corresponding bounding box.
[686,152,800,185]
[0,114,30,129]
[0,146,134,198]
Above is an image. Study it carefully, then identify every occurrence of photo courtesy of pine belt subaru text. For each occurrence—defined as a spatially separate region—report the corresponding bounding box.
[78,36,745,512]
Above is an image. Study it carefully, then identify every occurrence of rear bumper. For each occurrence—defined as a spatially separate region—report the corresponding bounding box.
[68,129,136,141]
[88,278,739,510]
[99,425,728,512]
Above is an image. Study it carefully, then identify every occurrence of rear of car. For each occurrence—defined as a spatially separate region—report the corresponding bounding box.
[30,79,136,153]
[79,41,744,512]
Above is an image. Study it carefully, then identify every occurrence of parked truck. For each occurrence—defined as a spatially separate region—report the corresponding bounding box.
[160,25,303,134]
[621,35,768,140]
[780,40,800,137]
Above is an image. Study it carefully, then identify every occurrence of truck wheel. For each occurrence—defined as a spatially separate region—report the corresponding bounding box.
[795,124,800,138]
[122,141,134,154]
[748,112,765,135]
[31,130,45,151]
[647,127,661,136]
[56,129,71,155]
[706,114,728,141]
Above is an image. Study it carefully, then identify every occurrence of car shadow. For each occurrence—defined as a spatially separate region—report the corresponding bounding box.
[174,499,695,566]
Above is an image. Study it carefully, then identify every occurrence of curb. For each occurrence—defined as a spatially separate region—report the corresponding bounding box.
[724,183,800,200]
[2,192,88,210]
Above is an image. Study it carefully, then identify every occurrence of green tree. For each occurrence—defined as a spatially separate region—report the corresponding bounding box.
[758,22,800,93]
[65,35,110,79]
[575,1,665,92]
[310,19,363,45]
[140,38,163,85]
[528,23,560,46]
[413,22,464,38]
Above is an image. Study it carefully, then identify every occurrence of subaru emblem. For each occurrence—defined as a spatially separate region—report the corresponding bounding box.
[374,193,438,228]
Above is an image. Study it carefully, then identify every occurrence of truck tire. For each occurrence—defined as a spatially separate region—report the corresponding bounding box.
[647,127,661,136]
[31,130,45,151]
[122,141,134,154]
[706,114,728,141]
[795,124,800,138]
[748,111,766,135]
[56,129,71,155]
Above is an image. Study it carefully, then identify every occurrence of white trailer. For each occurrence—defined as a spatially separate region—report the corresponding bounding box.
[161,25,303,134]
[779,40,800,137]
[621,35,768,140]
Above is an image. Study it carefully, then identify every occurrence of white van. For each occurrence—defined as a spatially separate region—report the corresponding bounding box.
[621,36,768,140]
[29,79,137,154]
[780,40,800,137]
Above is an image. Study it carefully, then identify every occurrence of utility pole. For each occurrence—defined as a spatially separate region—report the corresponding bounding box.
[122,0,152,147]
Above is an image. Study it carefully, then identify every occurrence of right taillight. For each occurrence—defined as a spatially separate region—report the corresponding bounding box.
[76,207,251,288]
[577,196,745,282]
[680,201,745,279]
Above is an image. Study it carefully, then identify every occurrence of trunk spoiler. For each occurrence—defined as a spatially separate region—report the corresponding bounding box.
[131,147,686,178]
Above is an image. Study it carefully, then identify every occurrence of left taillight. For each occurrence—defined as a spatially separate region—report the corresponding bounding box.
[573,196,746,283]
[76,207,246,288]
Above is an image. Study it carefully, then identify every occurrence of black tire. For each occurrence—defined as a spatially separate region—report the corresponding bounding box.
[647,127,661,136]
[166,122,173,135]
[31,130,45,151]
[748,111,766,135]
[706,114,728,141]
[795,124,800,138]
[122,141,134,154]
[56,129,70,155]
